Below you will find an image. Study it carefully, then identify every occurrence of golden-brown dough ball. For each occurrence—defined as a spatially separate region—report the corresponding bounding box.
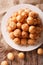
[21,11,28,19]
[37,48,43,55]
[7,26,12,32]
[36,27,42,33]
[24,8,30,14]
[21,39,27,45]
[9,22,16,30]
[14,29,21,37]
[29,26,36,33]
[18,52,25,59]
[17,22,21,29]
[8,17,12,21]
[29,33,36,39]
[33,19,38,25]
[16,15,24,23]
[11,17,17,23]
[27,17,34,25]
[29,33,40,39]
[28,39,35,45]
[7,52,14,60]
[22,31,28,38]
[1,61,8,65]
[37,18,42,25]
[21,23,29,31]
[29,11,38,18]
[18,9,24,15]
[13,38,20,44]
[7,18,12,26]
[12,12,18,17]
[9,32,15,39]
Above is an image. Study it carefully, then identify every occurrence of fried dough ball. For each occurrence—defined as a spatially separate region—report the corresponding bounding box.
[18,9,24,15]
[7,26,12,32]
[21,11,28,19]
[37,48,43,55]
[17,22,21,29]
[8,17,17,24]
[1,61,8,65]
[16,15,24,23]
[37,18,42,25]
[21,39,27,45]
[36,27,42,33]
[14,29,21,37]
[22,31,28,38]
[34,18,42,26]
[28,39,35,45]
[12,12,18,17]
[13,38,20,44]
[29,26,36,33]
[29,33,40,39]
[21,23,29,31]
[27,17,34,25]
[33,19,38,25]
[29,11,38,18]
[9,22,16,30]
[18,52,25,59]
[24,8,31,14]
[9,32,15,39]
[11,17,17,23]
[7,52,14,60]
[7,18,12,25]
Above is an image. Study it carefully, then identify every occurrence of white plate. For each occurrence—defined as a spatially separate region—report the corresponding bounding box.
[1,4,43,51]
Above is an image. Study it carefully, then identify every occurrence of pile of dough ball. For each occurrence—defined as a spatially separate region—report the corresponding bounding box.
[7,8,42,46]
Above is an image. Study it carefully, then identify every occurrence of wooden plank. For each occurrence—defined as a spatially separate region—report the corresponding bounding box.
[38,55,43,65]
[0,42,43,65]
[0,42,12,65]
[31,50,38,65]
[12,58,25,65]
[25,52,32,65]
[12,51,25,65]
[38,45,43,65]
[0,51,12,65]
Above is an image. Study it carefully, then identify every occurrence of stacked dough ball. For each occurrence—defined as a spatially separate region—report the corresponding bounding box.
[7,8,42,45]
